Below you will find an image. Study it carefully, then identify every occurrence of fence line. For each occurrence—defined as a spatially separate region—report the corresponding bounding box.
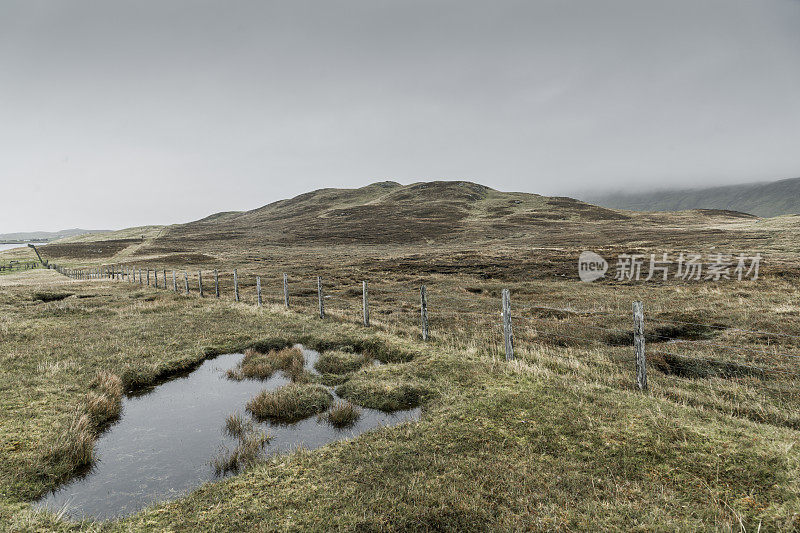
[45,262,800,390]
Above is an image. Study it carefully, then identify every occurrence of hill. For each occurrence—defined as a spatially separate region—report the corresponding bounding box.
[583,177,800,218]
[0,228,108,242]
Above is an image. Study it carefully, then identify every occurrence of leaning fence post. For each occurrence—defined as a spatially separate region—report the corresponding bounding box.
[362,281,370,327]
[420,285,429,341]
[233,269,239,302]
[198,271,203,297]
[317,276,325,318]
[633,300,647,391]
[172,270,177,292]
[283,273,289,308]
[502,289,514,361]
[214,269,219,298]
[257,276,262,307]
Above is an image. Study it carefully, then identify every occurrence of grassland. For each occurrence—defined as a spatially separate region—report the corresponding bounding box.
[3,182,800,530]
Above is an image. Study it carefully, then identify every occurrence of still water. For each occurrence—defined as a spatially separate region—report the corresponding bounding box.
[35,346,419,520]
[0,242,46,252]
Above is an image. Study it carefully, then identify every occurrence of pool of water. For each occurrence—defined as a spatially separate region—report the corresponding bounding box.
[0,242,46,252]
[34,346,420,520]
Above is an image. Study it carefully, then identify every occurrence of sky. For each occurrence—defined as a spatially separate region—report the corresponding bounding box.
[2,0,800,232]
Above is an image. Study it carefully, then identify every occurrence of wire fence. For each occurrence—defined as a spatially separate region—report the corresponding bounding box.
[46,262,800,395]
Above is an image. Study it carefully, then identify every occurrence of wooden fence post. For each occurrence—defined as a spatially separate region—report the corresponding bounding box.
[420,285,429,341]
[214,269,219,298]
[172,270,177,292]
[138,269,143,285]
[317,276,325,318]
[257,276,262,307]
[198,271,203,297]
[633,301,647,391]
[154,269,159,289]
[362,281,369,327]
[147,270,150,286]
[233,269,239,302]
[163,270,167,289]
[184,271,189,294]
[502,289,514,361]
[283,273,289,308]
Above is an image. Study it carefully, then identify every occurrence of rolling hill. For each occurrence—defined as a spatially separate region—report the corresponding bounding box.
[583,177,800,218]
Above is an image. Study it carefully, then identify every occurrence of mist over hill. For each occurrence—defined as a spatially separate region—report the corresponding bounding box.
[582,177,800,218]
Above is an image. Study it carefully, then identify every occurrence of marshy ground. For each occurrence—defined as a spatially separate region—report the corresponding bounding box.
[3,217,800,529]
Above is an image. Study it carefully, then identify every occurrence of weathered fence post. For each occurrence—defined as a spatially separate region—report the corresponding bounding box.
[502,289,514,361]
[283,273,289,308]
[362,281,370,327]
[233,269,239,302]
[154,269,159,289]
[214,269,219,298]
[147,270,150,286]
[139,269,143,285]
[184,271,189,294]
[172,270,177,292]
[420,285,429,341]
[198,271,203,297]
[163,270,167,289]
[256,276,262,307]
[317,276,325,318]
[633,300,647,391]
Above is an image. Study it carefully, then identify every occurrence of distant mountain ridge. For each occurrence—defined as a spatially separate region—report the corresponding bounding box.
[0,228,108,242]
[583,177,800,218]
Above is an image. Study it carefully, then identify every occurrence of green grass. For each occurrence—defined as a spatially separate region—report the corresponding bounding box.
[246,384,334,423]
[336,376,429,412]
[313,350,370,375]
[321,401,361,428]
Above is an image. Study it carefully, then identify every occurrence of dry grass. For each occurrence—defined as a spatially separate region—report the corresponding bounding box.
[224,412,252,440]
[246,384,333,423]
[226,346,307,382]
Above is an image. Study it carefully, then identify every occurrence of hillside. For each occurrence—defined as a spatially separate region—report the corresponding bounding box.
[584,177,800,218]
[153,181,632,247]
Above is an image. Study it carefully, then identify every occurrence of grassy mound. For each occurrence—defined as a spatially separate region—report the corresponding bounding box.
[336,377,427,412]
[247,384,333,423]
[314,350,371,375]
[227,347,310,383]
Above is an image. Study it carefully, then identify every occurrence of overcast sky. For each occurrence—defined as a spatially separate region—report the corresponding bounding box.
[2,0,800,232]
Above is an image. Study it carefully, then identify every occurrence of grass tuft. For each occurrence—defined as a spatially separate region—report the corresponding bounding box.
[47,411,94,468]
[224,412,253,440]
[31,291,73,302]
[321,401,361,428]
[86,371,123,425]
[212,431,270,475]
[227,347,308,382]
[247,383,333,423]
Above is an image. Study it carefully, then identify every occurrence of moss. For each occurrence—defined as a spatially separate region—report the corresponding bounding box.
[246,384,333,423]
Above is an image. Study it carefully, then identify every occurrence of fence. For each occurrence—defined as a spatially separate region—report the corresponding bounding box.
[46,262,800,396]
[0,261,40,273]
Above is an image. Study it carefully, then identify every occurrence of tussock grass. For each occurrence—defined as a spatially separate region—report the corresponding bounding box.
[46,411,94,470]
[224,412,252,440]
[336,377,428,412]
[31,291,73,302]
[321,401,361,428]
[247,384,333,423]
[212,427,271,475]
[314,350,370,375]
[86,371,123,426]
[226,347,307,382]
